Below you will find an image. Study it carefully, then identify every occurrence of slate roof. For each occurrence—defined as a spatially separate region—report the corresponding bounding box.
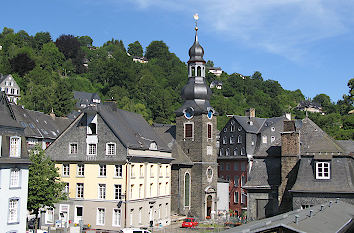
[10,104,72,140]
[232,116,266,134]
[336,140,354,154]
[291,157,354,193]
[297,100,322,109]
[0,91,22,128]
[73,91,101,109]
[243,157,281,189]
[222,200,354,233]
[152,124,193,165]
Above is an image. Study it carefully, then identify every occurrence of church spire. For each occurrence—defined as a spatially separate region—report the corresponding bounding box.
[175,14,215,118]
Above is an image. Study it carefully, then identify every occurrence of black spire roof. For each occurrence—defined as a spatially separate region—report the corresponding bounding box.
[188,30,205,63]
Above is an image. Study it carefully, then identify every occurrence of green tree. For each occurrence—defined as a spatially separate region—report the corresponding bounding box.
[33,32,52,49]
[77,35,93,47]
[128,41,143,57]
[52,79,75,116]
[9,52,35,76]
[27,145,67,232]
[145,41,170,60]
[38,42,65,71]
[206,60,214,68]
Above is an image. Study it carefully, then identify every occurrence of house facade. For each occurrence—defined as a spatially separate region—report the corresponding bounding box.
[0,74,21,104]
[244,118,354,221]
[43,103,172,231]
[218,109,286,216]
[0,91,31,233]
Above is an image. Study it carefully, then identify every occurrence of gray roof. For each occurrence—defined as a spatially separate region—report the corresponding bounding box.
[291,157,354,193]
[336,140,354,154]
[86,104,170,152]
[73,91,101,109]
[11,105,72,140]
[232,116,267,134]
[244,157,281,189]
[222,200,354,233]
[152,124,193,165]
[0,91,22,128]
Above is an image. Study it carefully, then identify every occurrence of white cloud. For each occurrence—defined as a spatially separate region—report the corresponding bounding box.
[124,0,354,61]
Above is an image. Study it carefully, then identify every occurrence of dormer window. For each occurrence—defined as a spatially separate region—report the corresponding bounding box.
[316,162,330,179]
[149,142,158,150]
[88,123,97,135]
[223,136,227,144]
[10,137,21,158]
[106,143,116,155]
[230,136,235,144]
[237,135,242,143]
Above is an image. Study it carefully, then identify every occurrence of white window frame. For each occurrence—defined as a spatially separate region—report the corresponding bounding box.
[112,208,121,227]
[234,192,239,204]
[76,183,84,198]
[87,143,97,155]
[96,208,105,226]
[9,136,21,158]
[184,122,194,139]
[262,136,267,144]
[99,164,106,177]
[316,162,330,179]
[64,183,69,194]
[139,165,144,177]
[271,136,276,143]
[114,184,122,200]
[138,207,142,224]
[106,142,116,156]
[69,143,78,154]
[98,184,106,199]
[234,176,239,187]
[114,165,122,178]
[9,168,20,188]
[8,198,19,223]
[241,190,247,204]
[237,135,242,143]
[77,164,84,177]
[62,164,70,177]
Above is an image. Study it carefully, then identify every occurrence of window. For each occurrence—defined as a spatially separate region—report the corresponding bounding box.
[241,148,245,155]
[207,124,212,139]
[262,136,267,144]
[219,148,224,156]
[225,148,230,156]
[99,164,106,177]
[223,136,227,144]
[241,162,246,171]
[63,164,70,176]
[234,192,239,204]
[271,127,275,132]
[131,164,135,177]
[88,143,97,155]
[77,164,84,177]
[98,184,106,199]
[130,209,133,226]
[158,183,162,195]
[233,148,238,156]
[139,207,142,224]
[166,165,169,177]
[238,127,242,131]
[316,162,330,179]
[232,176,239,187]
[219,163,224,171]
[150,165,154,177]
[230,125,235,132]
[159,165,163,177]
[76,183,84,198]
[149,142,158,150]
[8,199,19,223]
[184,173,190,207]
[10,168,20,188]
[130,185,134,199]
[70,143,78,154]
[139,184,143,198]
[106,143,116,155]
[271,136,275,143]
[114,184,122,200]
[241,176,246,186]
[165,182,169,194]
[230,136,235,144]
[241,190,246,204]
[115,165,122,177]
[112,209,121,227]
[234,163,239,171]
[224,127,227,132]
[150,183,153,197]
[184,123,193,138]
[140,165,144,177]
[97,208,105,225]
[64,183,69,194]
[158,204,162,219]
[237,135,241,143]
[10,137,21,157]
[226,163,231,170]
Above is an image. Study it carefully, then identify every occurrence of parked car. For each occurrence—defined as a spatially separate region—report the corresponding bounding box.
[182,218,198,228]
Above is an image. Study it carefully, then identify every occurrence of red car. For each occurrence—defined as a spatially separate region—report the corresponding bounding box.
[182,218,198,228]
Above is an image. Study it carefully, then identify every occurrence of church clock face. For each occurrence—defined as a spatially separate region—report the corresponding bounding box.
[184,107,194,119]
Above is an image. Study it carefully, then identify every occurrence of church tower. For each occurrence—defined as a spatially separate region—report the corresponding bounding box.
[175,17,218,220]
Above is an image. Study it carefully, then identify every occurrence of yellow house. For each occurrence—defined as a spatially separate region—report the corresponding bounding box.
[44,103,173,231]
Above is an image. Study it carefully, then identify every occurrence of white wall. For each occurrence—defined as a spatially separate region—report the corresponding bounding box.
[217,182,229,213]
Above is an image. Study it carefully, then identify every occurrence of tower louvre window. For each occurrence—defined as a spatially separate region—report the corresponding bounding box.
[184,123,193,138]
[207,124,212,139]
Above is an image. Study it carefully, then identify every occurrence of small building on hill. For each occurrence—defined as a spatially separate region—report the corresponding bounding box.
[208,67,222,76]
[296,100,323,113]
[0,74,21,104]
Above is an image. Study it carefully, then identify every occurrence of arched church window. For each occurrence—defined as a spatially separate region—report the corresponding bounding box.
[233,148,238,156]
[184,172,190,207]
[191,67,195,76]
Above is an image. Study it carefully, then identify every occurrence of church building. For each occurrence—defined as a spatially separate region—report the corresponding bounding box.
[154,22,218,220]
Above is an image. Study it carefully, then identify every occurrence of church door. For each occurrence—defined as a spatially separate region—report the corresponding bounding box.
[206,195,212,218]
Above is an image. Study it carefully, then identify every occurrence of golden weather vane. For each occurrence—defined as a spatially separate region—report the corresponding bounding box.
[193,13,199,31]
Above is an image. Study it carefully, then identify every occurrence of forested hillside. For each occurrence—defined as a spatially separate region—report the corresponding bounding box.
[0,27,352,139]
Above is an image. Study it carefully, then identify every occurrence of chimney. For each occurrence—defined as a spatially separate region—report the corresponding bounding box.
[104,98,117,111]
[278,120,300,212]
[245,108,255,118]
[285,112,291,120]
[50,108,56,120]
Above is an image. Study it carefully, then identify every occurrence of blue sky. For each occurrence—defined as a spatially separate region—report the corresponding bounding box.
[2,0,354,101]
